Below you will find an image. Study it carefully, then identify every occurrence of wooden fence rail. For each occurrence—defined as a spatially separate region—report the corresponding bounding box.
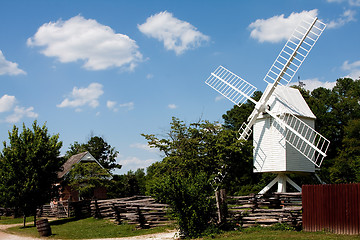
[227,192,302,228]
[38,193,303,229]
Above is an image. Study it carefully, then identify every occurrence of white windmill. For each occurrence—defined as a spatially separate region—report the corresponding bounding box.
[205,15,330,193]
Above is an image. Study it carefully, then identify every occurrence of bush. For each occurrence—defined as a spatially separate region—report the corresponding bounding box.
[149,172,217,238]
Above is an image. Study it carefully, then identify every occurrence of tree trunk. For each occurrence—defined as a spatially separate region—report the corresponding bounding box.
[23,215,26,228]
[33,209,37,227]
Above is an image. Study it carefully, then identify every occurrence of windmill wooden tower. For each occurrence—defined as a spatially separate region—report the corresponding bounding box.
[205,15,330,193]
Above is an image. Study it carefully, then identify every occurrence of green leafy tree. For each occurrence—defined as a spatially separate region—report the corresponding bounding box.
[107,169,146,198]
[65,136,120,171]
[64,162,110,200]
[0,121,63,227]
[143,117,252,237]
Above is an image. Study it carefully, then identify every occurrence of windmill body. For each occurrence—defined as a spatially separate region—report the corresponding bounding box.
[253,85,316,174]
[205,16,330,193]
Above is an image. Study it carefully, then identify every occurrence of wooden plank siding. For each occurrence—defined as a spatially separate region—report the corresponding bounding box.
[302,183,360,235]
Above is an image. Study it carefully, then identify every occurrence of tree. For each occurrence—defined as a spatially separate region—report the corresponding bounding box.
[65,136,120,171]
[143,117,252,237]
[64,162,111,200]
[106,169,147,198]
[0,121,63,227]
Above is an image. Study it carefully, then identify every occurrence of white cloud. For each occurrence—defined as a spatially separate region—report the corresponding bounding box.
[119,102,134,110]
[118,156,157,171]
[301,78,337,91]
[0,50,26,76]
[146,73,154,79]
[249,10,318,43]
[328,9,356,28]
[107,100,134,112]
[327,0,360,6]
[0,95,17,112]
[57,82,104,110]
[168,103,177,109]
[0,94,37,123]
[27,15,143,71]
[5,106,38,123]
[107,100,118,112]
[138,11,210,55]
[130,143,159,153]
[342,60,360,79]
[215,95,225,102]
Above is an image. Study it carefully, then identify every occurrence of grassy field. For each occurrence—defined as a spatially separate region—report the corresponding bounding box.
[0,216,34,225]
[2,217,360,239]
[206,228,360,240]
[4,217,174,239]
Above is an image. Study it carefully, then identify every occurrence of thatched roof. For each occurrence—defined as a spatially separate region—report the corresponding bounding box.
[57,151,101,179]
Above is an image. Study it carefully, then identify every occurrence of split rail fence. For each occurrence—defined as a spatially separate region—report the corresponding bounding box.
[227,192,302,228]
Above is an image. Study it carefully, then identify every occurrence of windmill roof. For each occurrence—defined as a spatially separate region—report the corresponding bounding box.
[264,85,316,119]
[57,151,102,179]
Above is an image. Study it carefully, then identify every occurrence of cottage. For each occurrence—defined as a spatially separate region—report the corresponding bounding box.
[57,151,107,202]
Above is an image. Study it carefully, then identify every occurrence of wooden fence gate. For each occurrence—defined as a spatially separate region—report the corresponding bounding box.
[302,183,360,235]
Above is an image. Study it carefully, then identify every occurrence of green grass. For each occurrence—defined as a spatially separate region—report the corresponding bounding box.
[0,216,34,225]
[204,227,360,240]
[5,217,174,239]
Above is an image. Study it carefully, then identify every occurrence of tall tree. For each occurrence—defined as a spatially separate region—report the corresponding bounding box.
[0,121,63,227]
[65,136,120,171]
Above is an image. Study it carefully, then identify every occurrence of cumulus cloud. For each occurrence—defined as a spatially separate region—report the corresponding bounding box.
[215,95,225,102]
[168,103,177,109]
[107,100,134,112]
[0,94,17,112]
[342,60,360,79]
[107,100,118,112]
[119,156,157,172]
[138,11,210,55]
[5,106,38,123]
[0,94,38,123]
[328,9,356,28]
[0,50,26,76]
[119,102,134,111]
[57,82,104,110]
[130,143,159,153]
[27,15,143,71]
[300,78,337,91]
[327,0,360,6]
[249,10,318,43]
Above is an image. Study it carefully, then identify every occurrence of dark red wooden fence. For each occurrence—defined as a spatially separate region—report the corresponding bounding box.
[302,183,360,234]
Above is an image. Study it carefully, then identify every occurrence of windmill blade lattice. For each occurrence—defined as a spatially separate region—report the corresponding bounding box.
[269,110,330,167]
[263,16,326,86]
[205,66,257,107]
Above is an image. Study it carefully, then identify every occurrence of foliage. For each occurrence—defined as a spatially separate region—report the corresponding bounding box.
[144,117,253,194]
[0,121,63,226]
[106,169,147,198]
[64,162,111,200]
[222,91,262,131]
[65,136,120,171]
[150,171,216,238]
[143,117,253,237]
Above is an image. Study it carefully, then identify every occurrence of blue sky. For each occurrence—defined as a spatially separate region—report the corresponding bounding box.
[0,0,359,174]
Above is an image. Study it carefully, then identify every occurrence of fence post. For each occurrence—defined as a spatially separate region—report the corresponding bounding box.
[215,189,227,224]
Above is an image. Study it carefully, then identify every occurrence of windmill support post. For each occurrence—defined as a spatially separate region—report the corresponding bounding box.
[258,173,301,194]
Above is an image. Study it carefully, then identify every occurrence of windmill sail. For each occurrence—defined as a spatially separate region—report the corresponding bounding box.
[238,16,326,141]
[268,110,330,167]
[263,16,326,86]
[205,66,257,106]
